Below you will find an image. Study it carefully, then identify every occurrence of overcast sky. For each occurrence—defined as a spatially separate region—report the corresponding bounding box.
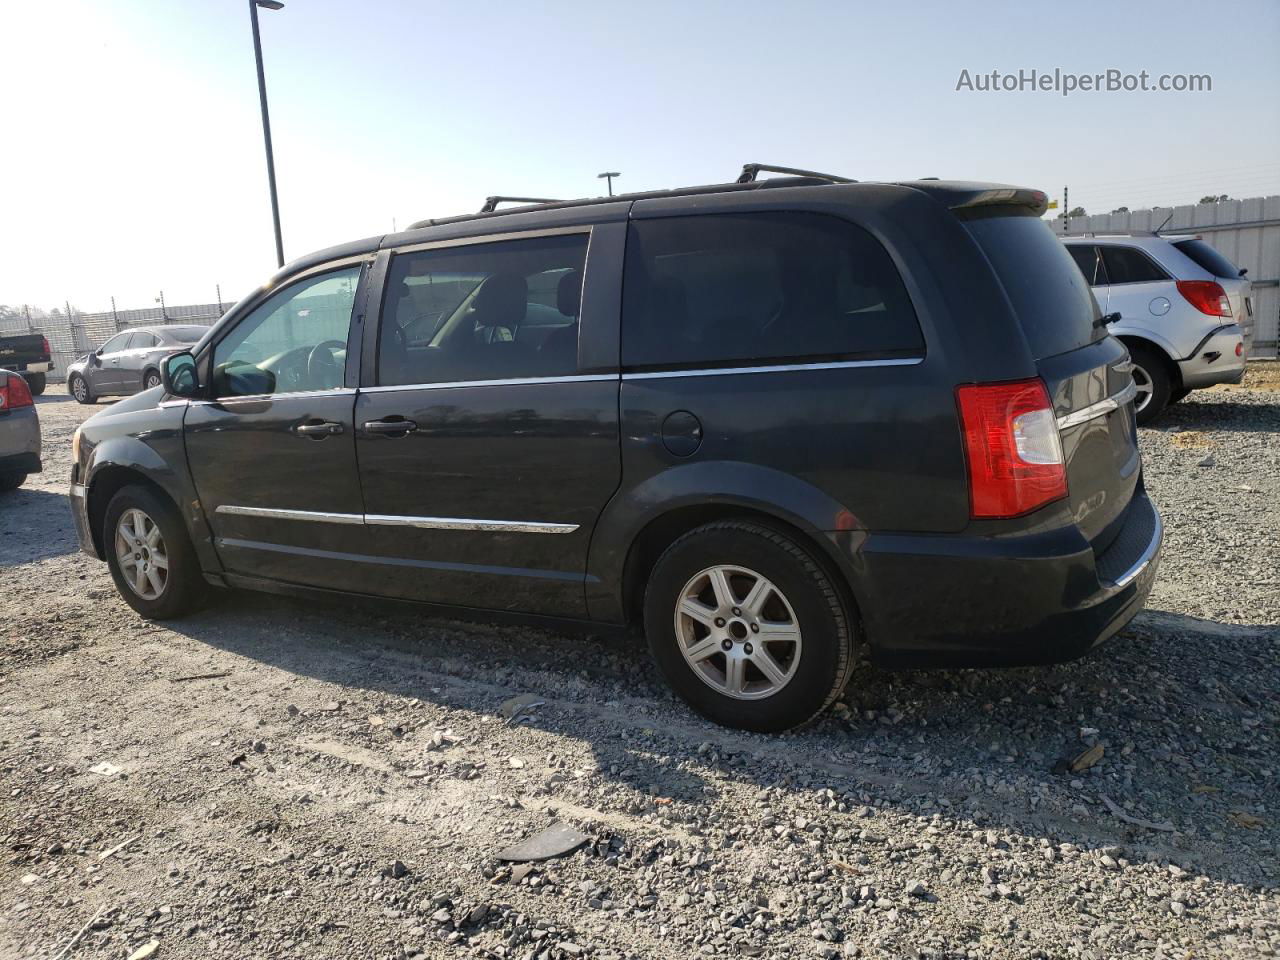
[3,0,1278,312]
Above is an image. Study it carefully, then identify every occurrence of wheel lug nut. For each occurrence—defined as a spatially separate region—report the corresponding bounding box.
[714,617,726,628]
[721,639,733,651]
[744,643,753,655]
[732,607,741,616]
[750,623,759,633]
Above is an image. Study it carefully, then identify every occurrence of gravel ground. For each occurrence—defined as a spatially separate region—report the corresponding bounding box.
[1,371,1277,960]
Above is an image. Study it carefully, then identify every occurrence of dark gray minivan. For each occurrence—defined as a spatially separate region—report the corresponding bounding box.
[68,166,1161,731]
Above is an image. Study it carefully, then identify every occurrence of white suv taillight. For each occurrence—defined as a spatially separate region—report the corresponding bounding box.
[956,379,1067,519]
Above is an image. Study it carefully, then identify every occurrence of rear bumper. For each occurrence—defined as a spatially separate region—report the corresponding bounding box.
[849,490,1162,668]
[0,451,42,476]
[3,361,53,374]
[1177,324,1246,388]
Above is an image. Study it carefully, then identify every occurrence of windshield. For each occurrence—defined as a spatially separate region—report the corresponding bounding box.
[1173,239,1242,279]
[964,215,1102,360]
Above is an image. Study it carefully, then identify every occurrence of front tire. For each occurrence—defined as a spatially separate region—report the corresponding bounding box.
[24,373,46,395]
[644,520,855,732]
[103,485,205,619]
[1128,344,1172,426]
[69,373,95,404]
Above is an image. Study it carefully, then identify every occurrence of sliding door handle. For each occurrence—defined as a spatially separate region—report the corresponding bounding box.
[363,417,418,436]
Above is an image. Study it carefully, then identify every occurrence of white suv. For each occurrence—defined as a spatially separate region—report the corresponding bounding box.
[1061,234,1253,423]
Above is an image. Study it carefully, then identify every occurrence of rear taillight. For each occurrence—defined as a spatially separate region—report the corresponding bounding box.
[1176,280,1232,317]
[41,336,51,356]
[1236,342,1243,357]
[0,375,35,411]
[956,379,1067,519]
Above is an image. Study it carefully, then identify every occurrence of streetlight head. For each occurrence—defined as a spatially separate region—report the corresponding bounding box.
[256,0,285,9]
[597,171,621,179]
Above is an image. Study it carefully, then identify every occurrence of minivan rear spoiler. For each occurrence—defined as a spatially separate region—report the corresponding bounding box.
[900,182,1050,218]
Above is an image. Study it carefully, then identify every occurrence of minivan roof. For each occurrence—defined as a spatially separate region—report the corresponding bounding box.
[268,173,1048,288]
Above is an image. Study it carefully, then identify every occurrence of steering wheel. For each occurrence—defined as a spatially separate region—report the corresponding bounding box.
[306,340,346,386]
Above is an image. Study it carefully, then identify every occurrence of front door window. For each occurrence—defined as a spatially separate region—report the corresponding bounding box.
[212,267,362,398]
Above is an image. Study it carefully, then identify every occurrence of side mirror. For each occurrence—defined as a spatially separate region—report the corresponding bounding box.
[161,351,200,397]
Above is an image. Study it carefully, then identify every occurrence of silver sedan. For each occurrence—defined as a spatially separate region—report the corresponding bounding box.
[65,324,208,404]
[0,369,42,492]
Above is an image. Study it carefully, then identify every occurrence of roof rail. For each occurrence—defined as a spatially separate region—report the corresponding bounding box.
[736,163,854,185]
[479,196,561,214]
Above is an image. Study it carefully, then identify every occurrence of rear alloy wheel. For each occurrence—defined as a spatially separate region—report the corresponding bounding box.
[104,485,204,619]
[1128,344,1171,426]
[674,565,802,700]
[144,370,162,390]
[69,373,94,404]
[645,520,855,732]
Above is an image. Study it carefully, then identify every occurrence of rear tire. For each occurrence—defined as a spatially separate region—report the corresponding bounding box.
[0,473,25,493]
[143,369,162,391]
[24,373,46,395]
[103,484,205,619]
[69,373,95,404]
[1128,344,1171,426]
[1169,388,1191,405]
[643,520,855,732]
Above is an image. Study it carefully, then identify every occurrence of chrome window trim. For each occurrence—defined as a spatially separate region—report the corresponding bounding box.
[620,357,923,381]
[1106,508,1163,589]
[215,505,364,525]
[1056,379,1138,431]
[362,374,615,393]
[365,514,578,534]
[215,504,577,534]
[196,388,358,405]
[386,224,592,256]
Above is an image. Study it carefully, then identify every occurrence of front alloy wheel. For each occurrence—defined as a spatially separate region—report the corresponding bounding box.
[144,371,162,390]
[115,507,169,599]
[675,565,802,700]
[103,484,205,619]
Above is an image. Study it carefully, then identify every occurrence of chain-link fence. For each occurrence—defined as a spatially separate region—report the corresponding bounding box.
[0,302,231,382]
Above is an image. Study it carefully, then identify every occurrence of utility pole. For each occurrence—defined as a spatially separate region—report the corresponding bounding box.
[216,284,223,313]
[1063,185,1069,233]
[111,296,118,326]
[597,171,621,197]
[156,291,167,320]
[249,0,286,267]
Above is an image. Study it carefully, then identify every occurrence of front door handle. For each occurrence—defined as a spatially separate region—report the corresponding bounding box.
[362,417,418,436]
[293,420,344,438]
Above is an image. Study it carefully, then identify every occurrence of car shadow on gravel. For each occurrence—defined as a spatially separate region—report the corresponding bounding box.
[1160,397,1280,432]
[34,393,76,406]
[0,488,80,566]
[157,588,1279,887]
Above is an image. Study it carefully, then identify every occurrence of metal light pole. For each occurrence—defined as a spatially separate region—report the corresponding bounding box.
[249,0,286,268]
[597,171,621,197]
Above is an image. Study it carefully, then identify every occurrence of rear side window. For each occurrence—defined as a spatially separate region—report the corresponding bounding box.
[1065,244,1105,285]
[1099,245,1169,284]
[130,332,159,348]
[622,212,923,370]
[1173,239,1242,279]
[963,215,1101,360]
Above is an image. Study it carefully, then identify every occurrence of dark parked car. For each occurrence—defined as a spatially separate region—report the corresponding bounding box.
[66,324,209,404]
[0,333,53,394]
[68,166,1162,731]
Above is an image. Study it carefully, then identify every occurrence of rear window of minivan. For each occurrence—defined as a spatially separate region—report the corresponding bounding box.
[963,215,1102,360]
[622,212,923,371]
